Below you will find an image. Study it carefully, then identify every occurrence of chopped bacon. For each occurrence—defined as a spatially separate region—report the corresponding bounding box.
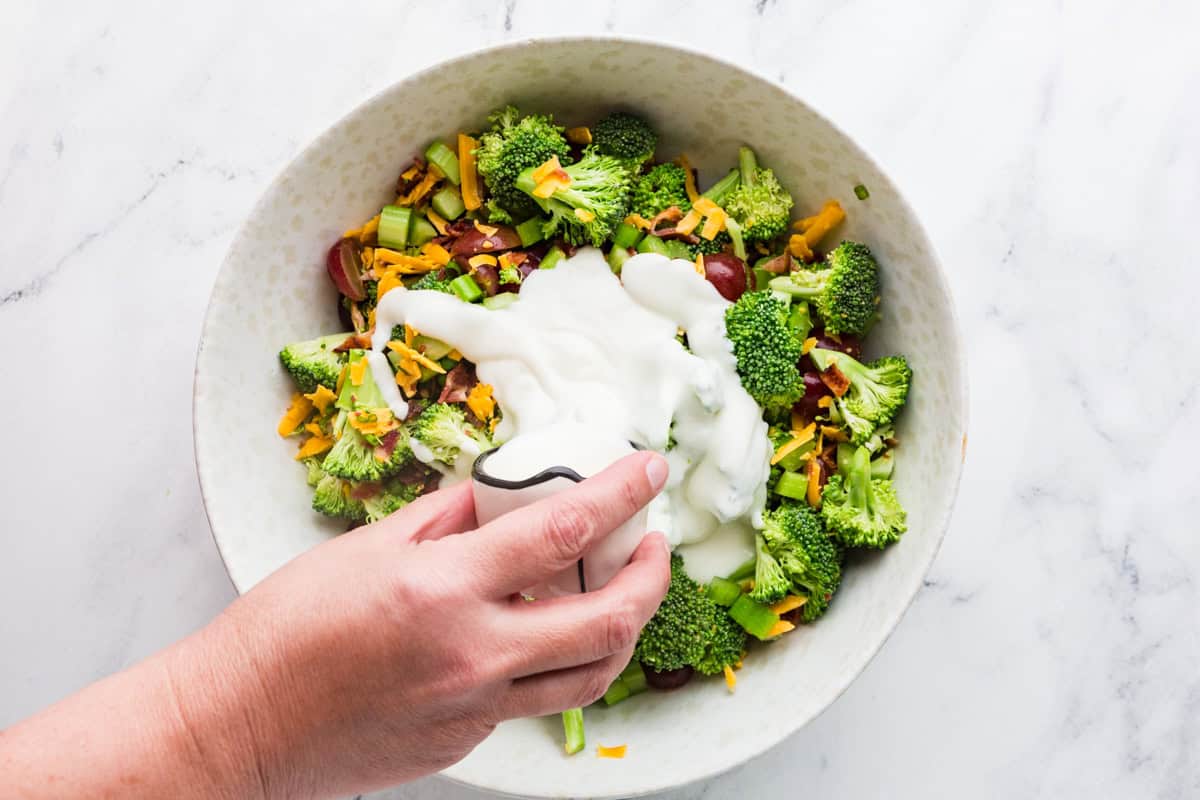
[759,252,792,275]
[332,333,374,353]
[404,397,429,422]
[652,227,700,243]
[649,205,685,232]
[349,303,367,333]
[438,362,478,403]
[819,363,851,397]
[350,481,381,500]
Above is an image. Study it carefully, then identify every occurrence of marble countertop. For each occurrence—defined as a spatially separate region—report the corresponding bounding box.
[3,1,1197,797]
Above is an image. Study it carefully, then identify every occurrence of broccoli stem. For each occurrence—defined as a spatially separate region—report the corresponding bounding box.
[619,661,648,694]
[602,678,631,706]
[849,446,871,509]
[701,169,740,203]
[562,708,585,755]
[738,147,759,187]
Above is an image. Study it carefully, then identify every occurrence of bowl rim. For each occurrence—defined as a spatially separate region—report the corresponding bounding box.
[193,32,969,798]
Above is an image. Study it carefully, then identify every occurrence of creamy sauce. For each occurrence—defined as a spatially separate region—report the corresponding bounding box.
[371,248,771,551]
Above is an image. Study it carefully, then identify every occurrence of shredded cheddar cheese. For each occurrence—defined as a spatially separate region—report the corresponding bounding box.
[467,253,498,269]
[295,435,333,460]
[533,173,569,198]
[789,200,845,262]
[386,340,446,374]
[277,394,314,436]
[420,242,452,266]
[303,385,337,414]
[573,208,596,223]
[806,457,822,508]
[447,348,462,361]
[770,595,808,615]
[723,664,737,692]
[531,155,564,184]
[819,425,848,442]
[677,155,699,202]
[400,169,441,206]
[374,249,440,273]
[596,745,627,759]
[765,619,796,638]
[303,422,323,437]
[347,408,399,437]
[458,133,482,210]
[801,337,817,356]
[699,208,726,240]
[624,213,652,230]
[349,359,367,387]
[425,208,449,235]
[770,423,816,465]
[693,252,706,277]
[466,382,496,421]
[377,271,403,300]
[816,395,833,409]
[676,209,702,235]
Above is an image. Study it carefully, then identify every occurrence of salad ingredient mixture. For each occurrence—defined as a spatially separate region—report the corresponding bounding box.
[275,107,913,754]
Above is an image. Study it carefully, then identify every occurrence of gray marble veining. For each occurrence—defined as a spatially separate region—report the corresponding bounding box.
[1,1,1197,797]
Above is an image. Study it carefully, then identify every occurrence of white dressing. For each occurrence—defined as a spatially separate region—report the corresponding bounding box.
[371,248,771,550]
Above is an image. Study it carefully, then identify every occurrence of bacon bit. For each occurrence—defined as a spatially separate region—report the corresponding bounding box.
[759,252,792,275]
[700,208,726,240]
[649,205,684,232]
[723,664,737,693]
[277,393,314,436]
[458,133,482,211]
[332,333,373,353]
[770,595,808,615]
[676,209,702,236]
[597,744,627,759]
[349,302,366,333]
[531,155,564,184]
[421,242,452,266]
[801,337,817,356]
[677,155,700,203]
[789,200,845,262]
[573,208,596,223]
[694,252,706,277]
[468,253,498,269]
[819,363,851,397]
[466,382,496,421]
[624,213,653,230]
[771,423,816,465]
[386,340,446,374]
[439,362,478,403]
[806,455,822,508]
[765,619,796,638]
[295,435,333,460]
[820,425,849,442]
[816,395,833,409]
[303,384,337,414]
[565,126,592,145]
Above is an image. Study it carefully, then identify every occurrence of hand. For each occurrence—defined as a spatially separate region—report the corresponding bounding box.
[172,450,672,799]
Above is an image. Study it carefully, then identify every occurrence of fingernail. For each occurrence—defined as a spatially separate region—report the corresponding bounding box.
[645,455,669,491]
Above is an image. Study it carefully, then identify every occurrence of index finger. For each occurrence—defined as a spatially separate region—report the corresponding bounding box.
[460,451,669,596]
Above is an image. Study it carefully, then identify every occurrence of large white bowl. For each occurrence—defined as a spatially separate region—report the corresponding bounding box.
[194,36,967,799]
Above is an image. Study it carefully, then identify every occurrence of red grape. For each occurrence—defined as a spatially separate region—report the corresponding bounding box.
[326,238,366,301]
[702,253,751,302]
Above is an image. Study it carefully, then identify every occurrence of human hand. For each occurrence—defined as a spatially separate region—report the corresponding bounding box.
[176,450,671,799]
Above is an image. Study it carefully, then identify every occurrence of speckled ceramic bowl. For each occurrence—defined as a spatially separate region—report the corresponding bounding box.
[194,36,967,800]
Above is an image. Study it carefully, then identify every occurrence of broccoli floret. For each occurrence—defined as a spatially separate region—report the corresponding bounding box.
[361,479,422,523]
[724,147,794,243]
[279,333,351,393]
[693,603,747,677]
[724,291,806,412]
[630,163,691,219]
[748,532,790,604]
[410,270,454,293]
[302,457,325,488]
[498,265,522,285]
[476,106,571,219]
[362,280,379,312]
[768,241,880,336]
[808,349,911,445]
[761,502,843,622]
[514,149,633,247]
[311,472,366,522]
[591,111,657,163]
[821,446,907,549]
[686,233,729,258]
[634,556,709,672]
[322,421,412,483]
[409,403,493,466]
[484,197,515,225]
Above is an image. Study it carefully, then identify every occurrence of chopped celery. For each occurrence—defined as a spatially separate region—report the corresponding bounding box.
[431,186,466,220]
[777,439,816,472]
[636,235,671,257]
[424,141,461,185]
[410,216,438,247]
[619,662,647,695]
[724,217,747,260]
[729,595,781,640]
[378,205,412,249]
[412,334,453,360]
[706,577,742,607]
[606,246,632,274]
[515,216,546,247]
[562,708,585,755]
[837,443,855,476]
[871,451,895,479]
[612,221,643,249]
[663,239,692,260]
[483,293,518,310]
[449,274,483,303]
[540,246,566,270]
[773,470,809,501]
[602,678,631,706]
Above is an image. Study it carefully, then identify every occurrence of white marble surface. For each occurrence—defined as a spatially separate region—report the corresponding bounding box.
[2,1,1197,797]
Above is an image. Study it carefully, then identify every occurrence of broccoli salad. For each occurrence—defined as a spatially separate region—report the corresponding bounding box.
[276,107,913,754]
